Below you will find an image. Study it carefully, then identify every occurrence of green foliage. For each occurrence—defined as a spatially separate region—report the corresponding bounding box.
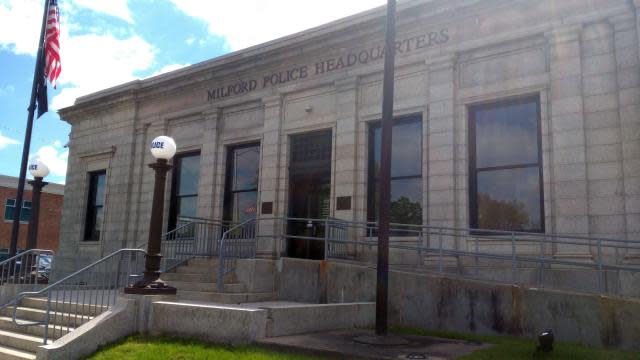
[477,192,531,230]
[85,335,324,360]
[390,196,422,225]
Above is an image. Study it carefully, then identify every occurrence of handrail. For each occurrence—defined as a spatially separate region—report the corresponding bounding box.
[0,249,54,286]
[161,218,226,273]
[206,216,640,295]
[216,218,257,291]
[4,248,146,344]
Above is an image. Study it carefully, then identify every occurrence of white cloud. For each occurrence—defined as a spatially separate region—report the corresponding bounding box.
[0,85,15,96]
[72,0,133,23]
[147,63,191,78]
[0,0,43,55]
[0,131,20,150]
[169,0,386,51]
[52,33,155,109]
[29,141,68,179]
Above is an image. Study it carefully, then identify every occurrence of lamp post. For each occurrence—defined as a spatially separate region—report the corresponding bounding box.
[26,159,49,250]
[125,136,177,295]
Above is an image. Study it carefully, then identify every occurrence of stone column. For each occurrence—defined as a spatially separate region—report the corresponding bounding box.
[581,22,625,242]
[198,107,220,220]
[257,95,283,258]
[426,56,457,251]
[333,77,359,222]
[546,27,590,255]
[613,13,640,255]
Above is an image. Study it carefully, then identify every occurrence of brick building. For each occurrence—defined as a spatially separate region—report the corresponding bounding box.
[0,175,64,252]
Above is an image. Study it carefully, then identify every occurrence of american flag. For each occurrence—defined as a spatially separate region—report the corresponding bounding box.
[43,0,61,88]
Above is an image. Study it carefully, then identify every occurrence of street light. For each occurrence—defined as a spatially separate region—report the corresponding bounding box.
[125,136,177,295]
[26,159,49,250]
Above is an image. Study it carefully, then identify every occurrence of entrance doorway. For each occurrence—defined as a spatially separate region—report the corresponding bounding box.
[287,130,332,259]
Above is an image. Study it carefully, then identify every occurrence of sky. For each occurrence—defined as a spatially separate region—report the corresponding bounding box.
[0,0,386,185]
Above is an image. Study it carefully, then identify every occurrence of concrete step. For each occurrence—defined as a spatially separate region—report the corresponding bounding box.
[20,298,107,317]
[0,344,35,360]
[170,281,246,293]
[176,291,277,304]
[0,316,71,339]
[161,272,214,283]
[161,272,236,283]
[175,265,217,275]
[258,302,375,337]
[0,329,48,354]
[187,258,219,267]
[1,307,93,328]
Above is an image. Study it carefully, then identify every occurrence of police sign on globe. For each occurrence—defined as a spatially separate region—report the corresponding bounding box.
[150,136,177,160]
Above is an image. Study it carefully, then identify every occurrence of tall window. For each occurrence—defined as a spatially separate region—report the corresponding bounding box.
[368,115,423,229]
[168,152,201,230]
[84,170,106,241]
[3,199,32,222]
[224,144,260,223]
[469,95,544,232]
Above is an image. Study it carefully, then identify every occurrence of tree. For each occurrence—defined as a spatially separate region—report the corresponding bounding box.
[477,192,530,231]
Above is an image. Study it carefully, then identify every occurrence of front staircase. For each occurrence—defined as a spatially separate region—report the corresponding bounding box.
[162,258,277,304]
[0,296,101,360]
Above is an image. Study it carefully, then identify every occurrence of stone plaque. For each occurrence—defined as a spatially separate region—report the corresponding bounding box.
[261,201,273,215]
[336,196,351,211]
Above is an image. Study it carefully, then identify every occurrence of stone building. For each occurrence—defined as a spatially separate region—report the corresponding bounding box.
[55,0,640,277]
[0,175,64,252]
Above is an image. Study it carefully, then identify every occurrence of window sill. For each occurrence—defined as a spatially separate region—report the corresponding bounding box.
[3,220,29,224]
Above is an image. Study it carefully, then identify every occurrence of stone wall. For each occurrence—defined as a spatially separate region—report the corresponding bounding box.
[277,257,640,350]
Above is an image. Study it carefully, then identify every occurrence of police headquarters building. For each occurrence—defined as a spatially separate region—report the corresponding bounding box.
[56,0,640,288]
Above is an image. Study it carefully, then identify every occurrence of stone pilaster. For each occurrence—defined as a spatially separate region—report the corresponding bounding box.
[581,21,625,241]
[425,56,457,257]
[612,13,640,250]
[427,56,456,234]
[198,107,220,220]
[333,77,359,222]
[257,95,283,258]
[546,26,590,254]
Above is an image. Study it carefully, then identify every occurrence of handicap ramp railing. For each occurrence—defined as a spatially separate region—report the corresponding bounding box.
[315,218,640,297]
[214,216,640,296]
[0,248,146,344]
[0,249,54,286]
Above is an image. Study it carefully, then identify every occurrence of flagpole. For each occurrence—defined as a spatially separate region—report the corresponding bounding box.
[376,0,396,336]
[9,0,51,257]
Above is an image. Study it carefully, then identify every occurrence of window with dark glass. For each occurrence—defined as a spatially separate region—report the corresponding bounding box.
[3,199,31,222]
[367,116,423,231]
[469,95,544,232]
[84,170,106,241]
[224,144,260,223]
[168,152,201,230]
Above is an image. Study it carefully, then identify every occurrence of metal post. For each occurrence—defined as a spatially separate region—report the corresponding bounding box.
[26,177,47,249]
[375,0,396,337]
[125,159,176,294]
[9,0,51,257]
[597,238,603,293]
[511,232,516,283]
[324,218,329,260]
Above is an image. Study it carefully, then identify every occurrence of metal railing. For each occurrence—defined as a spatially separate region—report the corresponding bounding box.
[1,248,145,344]
[0,249,54,286]
[281,217,640,296]
[216,218,257,291]
[161,217,227,273]
[210,216,640,296]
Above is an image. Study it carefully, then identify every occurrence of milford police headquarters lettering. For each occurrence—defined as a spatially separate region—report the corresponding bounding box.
[207,29,449,102]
